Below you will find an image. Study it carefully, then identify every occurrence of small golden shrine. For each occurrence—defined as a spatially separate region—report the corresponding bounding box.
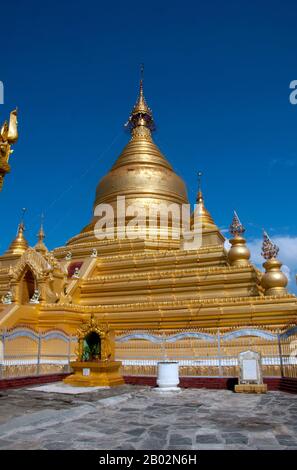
[64,314,124,387]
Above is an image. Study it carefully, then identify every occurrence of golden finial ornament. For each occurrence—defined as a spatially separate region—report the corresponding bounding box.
[0,108,18,191]
[227,211,250,266]
[260,231,288,296]
[34,213,48,254]
[125,64,155,134]
[196,171,203,204]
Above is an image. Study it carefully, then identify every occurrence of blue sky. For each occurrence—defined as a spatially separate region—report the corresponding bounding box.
[0,0,296,290]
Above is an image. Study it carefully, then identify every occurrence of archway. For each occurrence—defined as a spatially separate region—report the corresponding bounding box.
[82,331,101,361]
[20,269,35,304]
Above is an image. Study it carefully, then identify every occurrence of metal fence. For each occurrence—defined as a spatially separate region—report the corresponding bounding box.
[1,325,297,379]
[0,327,77,379]
[115,326,297,378]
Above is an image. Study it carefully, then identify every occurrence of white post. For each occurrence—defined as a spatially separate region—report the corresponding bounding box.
[67,337,71,373]
[155,361,180,392]
[37,334,41,376]
[218,331,223,376]
[0,333,4,379]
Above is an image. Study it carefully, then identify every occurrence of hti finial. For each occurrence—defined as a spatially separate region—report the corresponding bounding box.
[261,230,279,260]
[196,171,203,203]
[18,207,27,232]
[198,171,202,191]
[229,210,245,236]
[125,66,155,133]
[38,212,45,241]
[20,207,26,223]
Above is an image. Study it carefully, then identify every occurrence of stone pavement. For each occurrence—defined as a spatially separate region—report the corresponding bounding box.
[0,384,297,450]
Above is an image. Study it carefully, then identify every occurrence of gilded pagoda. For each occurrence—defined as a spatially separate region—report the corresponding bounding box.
[0,78,296,379]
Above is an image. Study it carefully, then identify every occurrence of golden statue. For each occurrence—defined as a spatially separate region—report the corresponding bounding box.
[0,108,18,191]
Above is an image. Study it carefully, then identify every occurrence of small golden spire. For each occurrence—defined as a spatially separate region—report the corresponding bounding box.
[260,231,287,296]
[191,172,217,229]
[5,208,29,256]
[126,65,155,133]
[227,211,250,266]
[34,213,48,254]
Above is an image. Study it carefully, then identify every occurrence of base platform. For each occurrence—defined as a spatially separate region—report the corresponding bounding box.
[235,383,267,394]
[63,360,124,387]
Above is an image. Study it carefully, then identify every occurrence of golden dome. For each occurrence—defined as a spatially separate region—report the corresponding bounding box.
[191,190,217,230]
[5,222,29,256]
[69,78,188,244]
[93,127,188,210]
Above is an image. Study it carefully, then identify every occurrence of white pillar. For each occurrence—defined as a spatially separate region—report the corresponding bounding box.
[155,361,180,392]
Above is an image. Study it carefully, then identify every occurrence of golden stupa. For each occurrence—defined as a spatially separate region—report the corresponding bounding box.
[0,77,296,381]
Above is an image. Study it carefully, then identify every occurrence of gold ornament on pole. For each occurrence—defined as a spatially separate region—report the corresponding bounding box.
[227,211,251,266]
[0,109,18,191]
[261,231,288,296]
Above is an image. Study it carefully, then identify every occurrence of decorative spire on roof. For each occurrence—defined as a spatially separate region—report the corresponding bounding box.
[5,208,28,256]
[191,171,217,229]
[260,231,287,296]
[125,65,155,134]
[227,210,250,266]
[229,210,245,237]
[196,171,203,204]
[261,231,279,260]
[34,213,48,254]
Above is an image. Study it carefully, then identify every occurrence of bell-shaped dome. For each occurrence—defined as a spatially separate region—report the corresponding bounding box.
[68,78,188,245]
[94,126,188,211]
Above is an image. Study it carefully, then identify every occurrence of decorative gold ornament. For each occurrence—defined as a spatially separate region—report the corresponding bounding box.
[34,215,48,254]
[228,211,250,267]
[0,109,18,191]
[261,231,288,296]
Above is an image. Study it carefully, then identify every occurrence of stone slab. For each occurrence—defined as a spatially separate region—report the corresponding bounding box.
[26,382,110,395]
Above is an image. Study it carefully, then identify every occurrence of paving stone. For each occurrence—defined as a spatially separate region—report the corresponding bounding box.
[169,434,192,446]
[1,387,297,450]
[275,435,297,446]
[196,434,221,444]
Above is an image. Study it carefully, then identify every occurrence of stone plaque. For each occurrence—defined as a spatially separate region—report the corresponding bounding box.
[242,359,258,381]
[238,350,263,385]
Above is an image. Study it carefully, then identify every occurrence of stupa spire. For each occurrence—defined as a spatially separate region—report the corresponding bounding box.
[196,171,203,203]
[191,172,217,229]
[5,208,29,256]
[34,213,48,254]
[126,65,155,133]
